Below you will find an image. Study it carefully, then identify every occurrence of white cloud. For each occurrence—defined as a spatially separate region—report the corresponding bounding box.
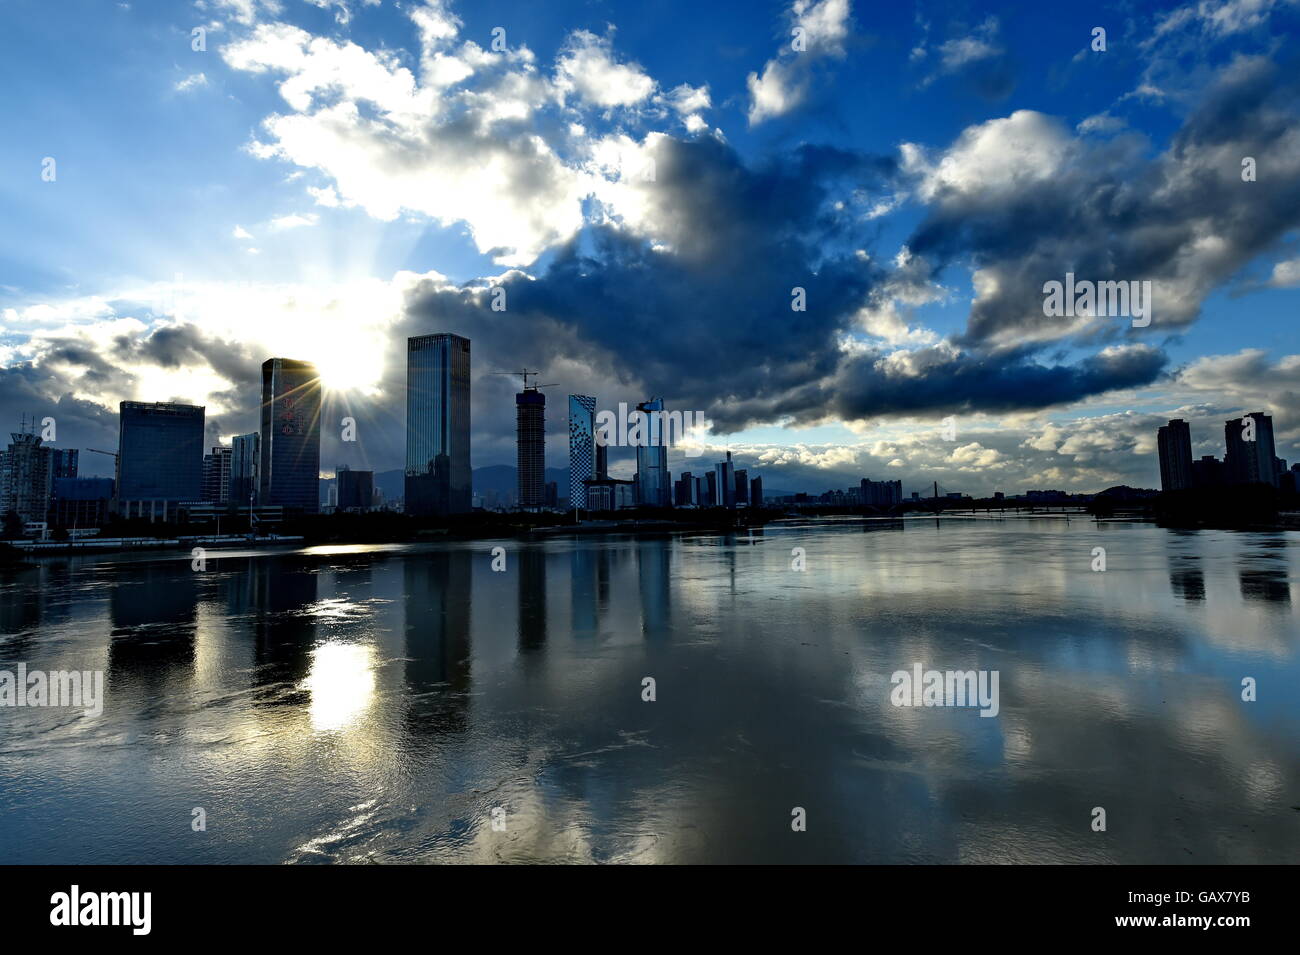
[747,0,851,125]
[174,72,209,93]
[555,30,656,108]
[268,213,319,230]
[232,225,254,239]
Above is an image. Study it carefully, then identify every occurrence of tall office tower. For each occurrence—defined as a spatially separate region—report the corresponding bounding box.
[406,334,471,516]
[336,466,374,511]
[595,438,608,480]
[202,446,233,504]
[568,394,597,509]
[735,469,749,505]
[0,431,52,525]
[1224,412,1278,486]
[516,387,546,508]
[260,358,322,513]
[635,397,671,507]
[750,475,763,506]
[714,451,736,508]
[704,470,717,506]
[1157,419,1195,491]
[230,431,260,505]
[50,448,78,479]
[117,401,205,520]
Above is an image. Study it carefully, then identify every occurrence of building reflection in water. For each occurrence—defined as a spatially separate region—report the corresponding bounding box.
[403,548,472,737]
[637,537,672,638]
[517,545,547,653]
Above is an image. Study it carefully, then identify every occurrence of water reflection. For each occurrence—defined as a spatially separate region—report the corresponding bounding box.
[0,521,1297,864]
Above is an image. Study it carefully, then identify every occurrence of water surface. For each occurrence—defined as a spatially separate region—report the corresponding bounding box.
[1,518,1296,863]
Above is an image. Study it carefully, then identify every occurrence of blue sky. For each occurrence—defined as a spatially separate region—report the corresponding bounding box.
[1,0,1298,494]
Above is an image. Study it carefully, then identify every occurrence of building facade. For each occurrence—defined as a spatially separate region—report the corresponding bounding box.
[202,446,233,504]
[0,432,53,524]
[635,398,671,507]
[405,334,471,516]
[1157,418,1195,491]
[568,394,597,510]
[230,431,260,506]
[117,401,205,519]
[1224,412,1277,486]
[260,358,322,513]
[516,388,546,508]
[337,466,374,511]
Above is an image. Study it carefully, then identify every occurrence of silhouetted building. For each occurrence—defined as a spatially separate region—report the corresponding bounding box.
[714,451,736,508]
[705,470,717,507]
[1192,454,1224,488]
[735,468,749,505]
[202,446,232,504]
[117,401,205,520]
[260,358,321,513]
[635,398,671,507]
[406,333,471,516]
[861,477,902,508]
[544,481,558,508]
[230,431,259,505]
[49,477,114,527]
[1224,412,1277,486]
[1157,418,1194,491]
[50,448,78,479]
[750,475,763,506]
[516,388,546,508]
[336,466,374,511]
[0,431,52,524]
[568,394,597,510]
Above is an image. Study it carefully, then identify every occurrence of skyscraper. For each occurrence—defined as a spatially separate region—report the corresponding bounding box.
[1224,412,1278,487]
[635,397,671,507]
[336,466,374,511]
[50,448,78,479]
[406,334,471,516]
[516,387,546,508]
[714,451,736,508]
[230,431,260,505]
[0,431,52,525]
[568,394,597,510]
[202,446,232,504]
[1157,418,1194,491]
[260,358,322,513]
[117,401,205,520]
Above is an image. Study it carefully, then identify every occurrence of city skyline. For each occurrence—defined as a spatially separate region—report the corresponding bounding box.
[3,0,1298,500]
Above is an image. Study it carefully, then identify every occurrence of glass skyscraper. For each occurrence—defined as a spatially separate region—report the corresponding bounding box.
[259,358,322,514]
[635,397,671,507]
[405,334,471,515]
[568,394,596,509]
[230,431,259,505]
[117,401,205,518]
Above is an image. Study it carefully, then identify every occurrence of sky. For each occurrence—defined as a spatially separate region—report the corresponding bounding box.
[1,0,1298,496]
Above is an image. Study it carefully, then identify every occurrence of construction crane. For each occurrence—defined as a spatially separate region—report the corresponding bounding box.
[86,448,118,461]
[491,369,556,391]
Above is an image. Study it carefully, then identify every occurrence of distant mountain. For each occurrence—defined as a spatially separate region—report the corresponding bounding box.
[472,464,569,497]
